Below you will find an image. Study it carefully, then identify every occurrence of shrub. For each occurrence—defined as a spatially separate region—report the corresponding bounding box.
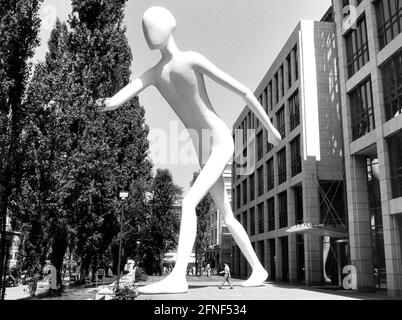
[113,285,138,300]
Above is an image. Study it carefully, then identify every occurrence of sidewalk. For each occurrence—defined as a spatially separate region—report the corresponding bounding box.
[5,276,402,300]
[135,278,402,301]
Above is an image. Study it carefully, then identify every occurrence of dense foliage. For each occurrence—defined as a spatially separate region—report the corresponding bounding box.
[0,0,43,299]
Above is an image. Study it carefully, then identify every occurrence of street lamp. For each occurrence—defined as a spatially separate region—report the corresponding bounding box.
[136,240,140,263]
[116,191,129,291]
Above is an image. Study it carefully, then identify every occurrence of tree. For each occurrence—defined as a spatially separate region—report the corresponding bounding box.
[16,0,153,286]
[0,0,43,299]
[145,169,182,275]
[191,172,213,276]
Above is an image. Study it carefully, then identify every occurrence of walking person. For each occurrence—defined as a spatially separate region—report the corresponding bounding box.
[205,263,212,277]
[218,263,233,289]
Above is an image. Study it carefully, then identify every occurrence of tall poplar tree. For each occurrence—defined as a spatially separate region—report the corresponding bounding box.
[0,0,43,299]
[18,0,153,285]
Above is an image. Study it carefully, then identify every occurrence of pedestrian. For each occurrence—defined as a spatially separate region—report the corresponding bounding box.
[205,264,212,277]
[218,263,233,289]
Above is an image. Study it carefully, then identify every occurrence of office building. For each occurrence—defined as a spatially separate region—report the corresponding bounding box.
[231,16,347,286]
[332,0,402,296]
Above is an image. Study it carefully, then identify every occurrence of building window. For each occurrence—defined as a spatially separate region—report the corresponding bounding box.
[276,106,286,138]
[250,207,255,236]
[267,198,275,231]
[345,15,369,78]
[242,180,248,206]
[279,191,288,228]
[236,185,241,209]
[343,0,350,16]
[267,118,274,153]
[258,203,264,234]
[375,0,402,50]
[294,187,304,224]
[381,50,402,121]
[267,158,274,191]
[257,131,264,161]
[289,91,300,132]
[349,78,375,140]
[268,82,273,111]
[388,130,402,199]
[264,87,268,113]
[257,166,264,197]
[287,53,292,89]
[243,211,248,234]
[275,73,279,105]
[294,45,299,81]
[279,65,284,99]
[277,147,287,185]
[250,174,255,202]
[290,136,302,177]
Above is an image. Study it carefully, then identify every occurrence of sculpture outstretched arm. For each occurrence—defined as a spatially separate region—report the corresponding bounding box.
[192,53,282,146]
[99,69,154,112]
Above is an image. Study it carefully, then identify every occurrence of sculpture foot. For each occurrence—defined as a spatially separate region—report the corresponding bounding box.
[138,274,188,294]
[241,268,268,287]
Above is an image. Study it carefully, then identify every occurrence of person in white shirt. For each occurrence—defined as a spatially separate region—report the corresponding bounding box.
[219,263,233,289]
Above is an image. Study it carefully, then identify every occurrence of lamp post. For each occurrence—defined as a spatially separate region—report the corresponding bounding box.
[136,240,140,263]
[116,191,128,291]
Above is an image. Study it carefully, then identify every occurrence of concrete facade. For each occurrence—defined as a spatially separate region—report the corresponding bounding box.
[231,20,345,286]
[332,0,402,296]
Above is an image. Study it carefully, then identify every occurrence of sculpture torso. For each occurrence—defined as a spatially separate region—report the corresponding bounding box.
[152,51,230,139]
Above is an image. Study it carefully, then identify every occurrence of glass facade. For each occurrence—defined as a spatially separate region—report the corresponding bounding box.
[291,136,302,177]
[345,15,369,78]
[349,78,375,140]
[257,166,264,197]
[278,147,287,185]
[388,130,402,198]
[381,50,402,121]
[375,0,402,50]
[279,191,288,228]
[294,186,304,224]
[267,158,274,191]
[276,106,286,139]
[250,207,255,236]
[257,131,264,161]
[289,91,300,132]
[268,198,275,231]
[258,203,264,234]
[249,174,255,201]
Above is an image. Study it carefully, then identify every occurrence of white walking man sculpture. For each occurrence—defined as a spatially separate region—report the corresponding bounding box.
[99,6,281,294]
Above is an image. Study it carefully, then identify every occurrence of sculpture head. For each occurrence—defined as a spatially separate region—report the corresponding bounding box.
[142,6,176,50]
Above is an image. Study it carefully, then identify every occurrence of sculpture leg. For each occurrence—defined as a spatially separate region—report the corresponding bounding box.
[138,143,234,294]
[209,179,268,287]
[323,236,331,283]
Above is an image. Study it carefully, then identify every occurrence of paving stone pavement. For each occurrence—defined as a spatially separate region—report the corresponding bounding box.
[135,280,399,300]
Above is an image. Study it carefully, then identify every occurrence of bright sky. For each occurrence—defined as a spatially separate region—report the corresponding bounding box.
[33,0,331,193]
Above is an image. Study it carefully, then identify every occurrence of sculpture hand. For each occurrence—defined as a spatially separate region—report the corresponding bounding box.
[95,98,112,112]
[267,126,282,147]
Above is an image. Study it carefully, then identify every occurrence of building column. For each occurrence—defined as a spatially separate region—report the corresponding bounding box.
[275,237,283,281]
[377,137,402,297]
[288,187,298,283]
[347,155,375,293]
[265,239,271,277]
[289,234,298,283]
[303,161,322,285]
